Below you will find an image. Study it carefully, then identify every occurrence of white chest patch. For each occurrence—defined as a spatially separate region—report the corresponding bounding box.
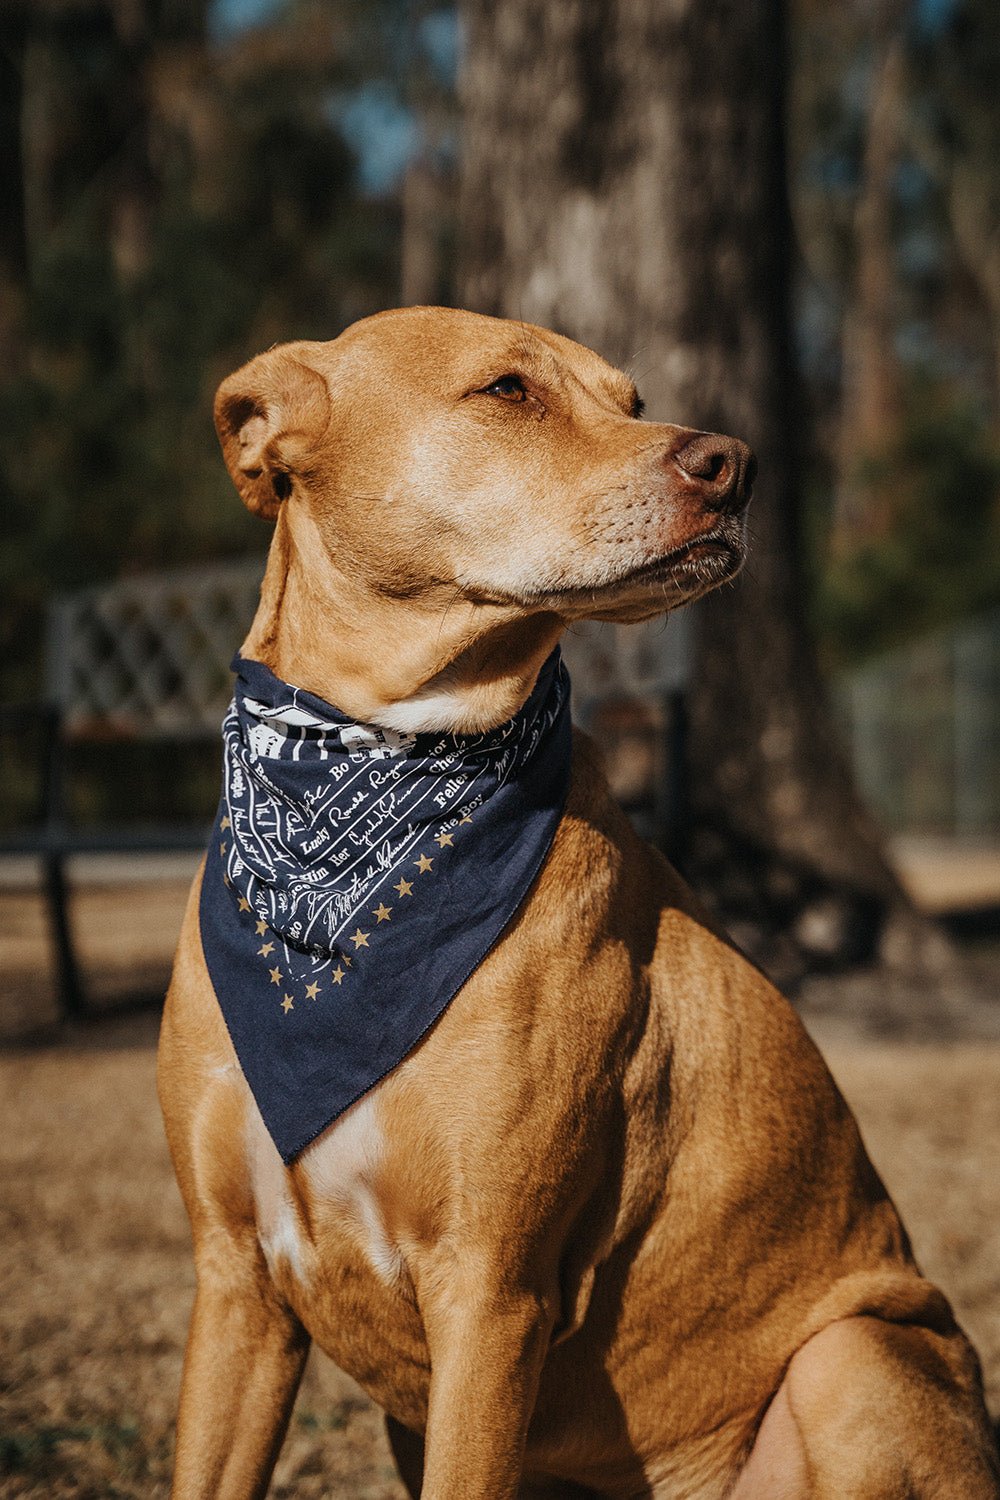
[245,1102,312,1285]
[300,1091,404,1285]
[367,681,472,736]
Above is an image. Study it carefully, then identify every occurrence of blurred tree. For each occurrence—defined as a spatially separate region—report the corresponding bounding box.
[459,0,940,983]
[912,0,1000,422]
[0,2,28,367]
[2,0,997,890]
[792,0,1000,666]
[0,0,400,707]
[820,374,1000,664]
[831,0,907,557]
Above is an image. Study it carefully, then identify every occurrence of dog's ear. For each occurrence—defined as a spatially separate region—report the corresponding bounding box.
[214,345,331,518]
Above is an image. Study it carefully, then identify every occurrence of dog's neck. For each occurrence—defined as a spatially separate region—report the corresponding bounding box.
[241,507,565,734]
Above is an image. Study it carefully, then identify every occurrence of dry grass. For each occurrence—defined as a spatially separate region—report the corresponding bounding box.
[0,876,194,1035]
[819,1033,1000,1418]
[0,1016,408,1499]
[0,872,407,1499]
[0,878,998,1495]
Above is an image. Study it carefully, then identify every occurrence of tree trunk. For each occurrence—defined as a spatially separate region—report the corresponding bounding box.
[942,161,1000,431]
[831,22,907,557]
[18,1,209,288]
[908,0,1000,429]
[458,0,937,986]
[400,3,458,308]
[401,155,447,305]
[0,3,28,373]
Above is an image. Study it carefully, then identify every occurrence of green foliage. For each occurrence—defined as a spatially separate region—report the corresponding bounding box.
[3,0,999,711]
[817,374,1000,667]
[0,2,403,703]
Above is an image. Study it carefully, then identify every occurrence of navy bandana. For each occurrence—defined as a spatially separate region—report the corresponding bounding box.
[199,650,572,1162]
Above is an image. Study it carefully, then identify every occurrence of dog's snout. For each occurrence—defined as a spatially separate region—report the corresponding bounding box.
[672,433,756,513]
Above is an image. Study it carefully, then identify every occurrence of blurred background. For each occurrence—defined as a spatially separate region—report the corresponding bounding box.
[1,1,998,1496]
[3,0,1000,986]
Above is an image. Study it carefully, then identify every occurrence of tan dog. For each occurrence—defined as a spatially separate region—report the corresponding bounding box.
[159,307,999,1499]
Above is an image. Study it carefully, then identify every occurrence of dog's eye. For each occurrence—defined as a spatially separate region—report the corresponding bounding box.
[482,375,527,401]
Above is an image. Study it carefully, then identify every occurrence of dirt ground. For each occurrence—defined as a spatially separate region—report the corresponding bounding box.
[1,872,999,1496]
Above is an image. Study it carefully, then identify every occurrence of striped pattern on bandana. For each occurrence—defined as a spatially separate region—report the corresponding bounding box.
[199,650,572,1162]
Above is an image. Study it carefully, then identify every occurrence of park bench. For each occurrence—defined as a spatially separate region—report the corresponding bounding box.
[0,561,264,1019]
[0,560,691,1021]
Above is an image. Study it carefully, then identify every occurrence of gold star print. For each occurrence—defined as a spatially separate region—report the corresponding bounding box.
[255,919,268,936]
[220,841,227,856]
[331,965,345,985]
[281,995,294,1013]
[394,877,413,898]
[373,903,392,923]
[414,853,433,874]
[305,981,320,1000]
[351,928,370,949]
[220,816,231,831]
[459,813,473,825]
[342,954,352,968]
[258,941,275,958]
[435,831,454,849]
[269,966,283,985]
[237,895,251,913]
[223,873,232,888]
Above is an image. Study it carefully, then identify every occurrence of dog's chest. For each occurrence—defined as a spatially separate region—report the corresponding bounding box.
[244,1085,433,1426]
[301,1093,406,1283]
[247,1090,403,1288]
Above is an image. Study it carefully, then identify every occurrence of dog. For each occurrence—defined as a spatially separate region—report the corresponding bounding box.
[159,306,1000,1499]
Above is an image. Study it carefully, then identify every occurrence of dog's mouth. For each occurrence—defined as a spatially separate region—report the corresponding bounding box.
[465,522,746,619]
[601,530,745,597]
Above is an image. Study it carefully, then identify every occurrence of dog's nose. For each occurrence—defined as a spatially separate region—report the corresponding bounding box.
[673,433,756,513]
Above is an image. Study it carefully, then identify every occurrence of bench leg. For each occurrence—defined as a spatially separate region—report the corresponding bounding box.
[43,852,86,1021]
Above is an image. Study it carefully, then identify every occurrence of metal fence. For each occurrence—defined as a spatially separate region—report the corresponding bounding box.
[841,609,1000,838]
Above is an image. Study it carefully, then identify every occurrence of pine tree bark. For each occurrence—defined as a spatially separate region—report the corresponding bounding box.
[0,3,28,373]
[832,19,907,557]
[400,2,456,308]
[458,0,937,984]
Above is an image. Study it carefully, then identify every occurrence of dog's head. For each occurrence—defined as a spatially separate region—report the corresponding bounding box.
[215,308,754,728]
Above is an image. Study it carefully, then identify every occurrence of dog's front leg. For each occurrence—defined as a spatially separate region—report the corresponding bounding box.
[170,1243,310,1500]
[417,1277,555,1500]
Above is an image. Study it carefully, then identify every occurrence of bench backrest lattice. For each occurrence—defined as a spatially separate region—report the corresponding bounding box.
[3,560,265,1020]
[47,560,265,740]
[47,564,693,743]
[18,560,690,1021]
